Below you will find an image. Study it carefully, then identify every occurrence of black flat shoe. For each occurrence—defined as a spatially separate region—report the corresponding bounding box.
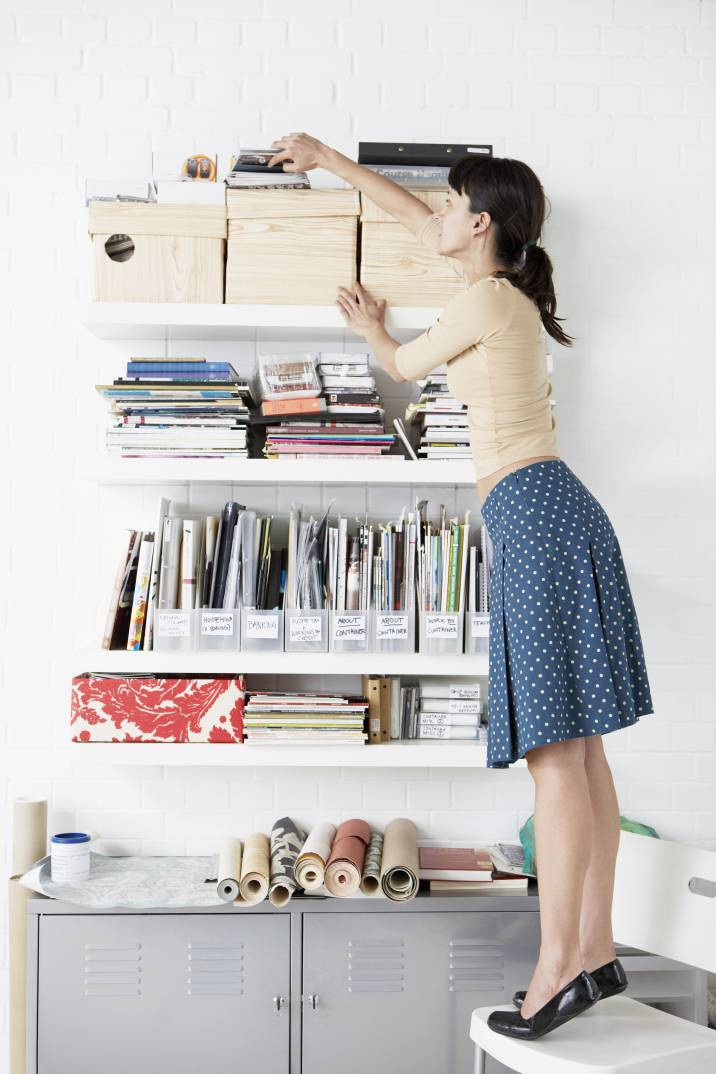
[512,957,628,1011]
[487,969,601,1041]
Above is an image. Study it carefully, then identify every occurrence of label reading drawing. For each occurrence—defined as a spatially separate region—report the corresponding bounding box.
[157,611,191,638]
[245,612,279,639]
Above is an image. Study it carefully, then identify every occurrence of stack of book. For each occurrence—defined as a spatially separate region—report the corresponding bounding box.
[398,678,486,741]
[419,843,532,894]
[243,690,369,745]
[260,352,394,460]
[404,370,471,461]
[225,148,310,190]
[97,358,254,458]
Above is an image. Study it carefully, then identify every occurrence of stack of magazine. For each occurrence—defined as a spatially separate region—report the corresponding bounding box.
[243,690,369,745]
[404,370,472,461]
[96,358,254,458]
[358,141,492,189]
[225,147,310,190]
[257,351,394,460]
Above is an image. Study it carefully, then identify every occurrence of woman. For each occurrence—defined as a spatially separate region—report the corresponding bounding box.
[269,134,655,1040]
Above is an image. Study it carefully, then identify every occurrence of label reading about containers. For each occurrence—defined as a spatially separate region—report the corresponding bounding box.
[376,613,408,640]
[332,614,366,642]
[245,612,279,639]
[290,614,322,642]
[470,614,490,638]
[157,611,191,638]
[425,614,459,639]
[201,611,234,637]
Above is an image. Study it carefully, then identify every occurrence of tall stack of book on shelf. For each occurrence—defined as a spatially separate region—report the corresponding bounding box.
[242,690,369,745]
[398,678,486,741]
[257,351,395,460]
[404,370,471,461]
[225,147,310,190]
[96,358,254,458]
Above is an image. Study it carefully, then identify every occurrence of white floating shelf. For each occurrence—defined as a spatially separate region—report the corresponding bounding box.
[85,456,478,487]
[82,302,440,341]
[68,741,522,768]
[76,649,489,676]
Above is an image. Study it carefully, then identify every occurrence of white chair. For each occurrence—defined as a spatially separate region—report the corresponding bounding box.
[470,829,716,1073]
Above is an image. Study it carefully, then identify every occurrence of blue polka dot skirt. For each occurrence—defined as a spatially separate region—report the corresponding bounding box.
[480,459,654,769]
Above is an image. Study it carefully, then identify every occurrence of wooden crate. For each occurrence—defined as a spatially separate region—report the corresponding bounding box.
[225,188,360,305]
[359,189,462,307]
[88,202,227,303]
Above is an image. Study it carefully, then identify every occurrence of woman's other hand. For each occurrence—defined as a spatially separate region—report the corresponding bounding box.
[336,282,387,339]
[268,132,329,172]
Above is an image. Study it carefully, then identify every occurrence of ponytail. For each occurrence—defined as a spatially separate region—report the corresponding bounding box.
[447,155,574,347]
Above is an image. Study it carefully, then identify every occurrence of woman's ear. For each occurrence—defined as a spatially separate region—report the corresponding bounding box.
[472,211,491,238]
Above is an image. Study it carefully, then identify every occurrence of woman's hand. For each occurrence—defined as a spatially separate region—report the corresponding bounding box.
[268,132,330,172]
[335,283,387,339]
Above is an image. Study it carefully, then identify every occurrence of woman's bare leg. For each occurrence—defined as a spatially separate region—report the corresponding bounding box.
[578,734,619,971]
[519,736,592,1020]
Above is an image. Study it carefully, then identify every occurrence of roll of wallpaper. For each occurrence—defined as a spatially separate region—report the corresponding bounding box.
[325,818,371,897]
[217,837,242,902]
[11,797,48,1074]
[380,817,420,901]
[295,821,336,890]
[360,830,384,895]
[269,817,306,907]
[12,797,48,876]
[235,832,270,906]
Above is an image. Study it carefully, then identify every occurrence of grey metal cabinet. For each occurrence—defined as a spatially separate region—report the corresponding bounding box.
[301,910,540,1074]
[36,913,290,1074]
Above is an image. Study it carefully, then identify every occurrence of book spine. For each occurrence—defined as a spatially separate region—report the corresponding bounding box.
[126,534,154,651]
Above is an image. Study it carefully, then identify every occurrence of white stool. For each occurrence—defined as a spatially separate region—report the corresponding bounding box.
[470,829,716,1073]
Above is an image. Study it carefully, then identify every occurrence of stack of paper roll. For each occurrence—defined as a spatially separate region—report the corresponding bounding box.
[9,798,48,1074]
[216,833,270,906]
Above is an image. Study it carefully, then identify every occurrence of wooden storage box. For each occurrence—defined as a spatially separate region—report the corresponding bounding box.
[88,202,227,303]
[225,188,359,305]
[359,189,462,306]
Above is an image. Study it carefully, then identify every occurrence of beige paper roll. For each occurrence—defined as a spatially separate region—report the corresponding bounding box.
[235,832,270,907]
[295,821,336,889]
[12,797,48,877]
[217,837,242,902]
[380,818,420,901]
[11,797,47,1074]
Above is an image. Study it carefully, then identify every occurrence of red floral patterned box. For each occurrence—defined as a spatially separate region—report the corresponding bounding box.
[71,675,245,743]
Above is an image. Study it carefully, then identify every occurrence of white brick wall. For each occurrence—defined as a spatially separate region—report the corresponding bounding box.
[1,1,716,1060]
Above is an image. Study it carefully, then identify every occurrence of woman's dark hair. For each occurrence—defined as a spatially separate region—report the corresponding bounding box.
[448,155,574,346]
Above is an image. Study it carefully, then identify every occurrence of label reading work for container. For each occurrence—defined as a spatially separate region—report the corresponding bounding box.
[201,611,234,637]
[470,614,490,638]
[290,614,322,642]
[156,611,191,638]
[376,613,408,640]
[245,612,279,639]
[425,614,459,639]
[332,614,366,642]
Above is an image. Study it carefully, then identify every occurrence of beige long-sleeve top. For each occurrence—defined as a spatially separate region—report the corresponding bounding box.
[394,214,558,480]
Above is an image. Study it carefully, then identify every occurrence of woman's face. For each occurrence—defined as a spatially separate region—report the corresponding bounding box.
[434,187,489,257]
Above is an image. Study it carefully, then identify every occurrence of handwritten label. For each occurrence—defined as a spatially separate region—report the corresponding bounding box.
[156,611,191,638]
[448,699,481,714]
[245,612,279,639]
[449,684,482,700]
[376,613,409,640]
[470,614,490,639]
[289,614,322,643]
[424,614,459,639]
[201,611,234,637]
[332,613,367,643]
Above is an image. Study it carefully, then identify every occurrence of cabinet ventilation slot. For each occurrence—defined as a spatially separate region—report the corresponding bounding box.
[84,943,142,996]
[448,940,505,993]
[187,942,245,996]
[347,939,405,993]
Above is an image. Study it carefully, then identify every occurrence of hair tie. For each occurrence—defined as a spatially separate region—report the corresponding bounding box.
[522,239,539,252]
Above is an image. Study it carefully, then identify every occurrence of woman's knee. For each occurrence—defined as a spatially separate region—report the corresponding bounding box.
[526,736,587,774]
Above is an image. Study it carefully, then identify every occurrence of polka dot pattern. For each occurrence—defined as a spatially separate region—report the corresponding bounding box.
[481,460,655,769]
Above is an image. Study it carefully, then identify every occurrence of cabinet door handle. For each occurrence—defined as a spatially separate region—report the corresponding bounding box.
[307,993,319,1009]
[272,994,287,1012]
